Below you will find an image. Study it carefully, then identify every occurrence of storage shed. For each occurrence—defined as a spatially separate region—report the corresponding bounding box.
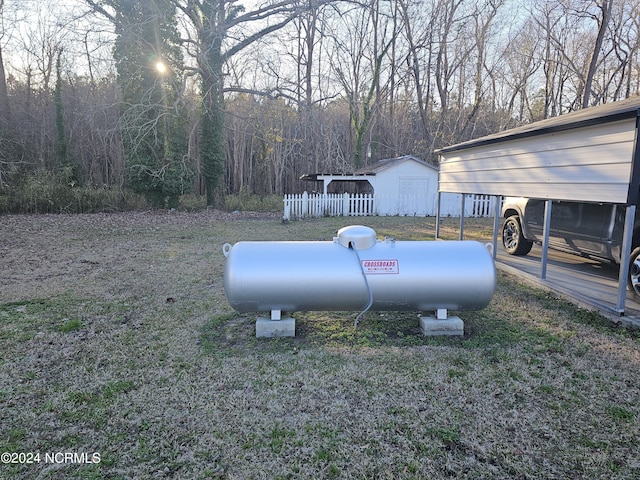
[436,95,640,316]
[301,154,464,216]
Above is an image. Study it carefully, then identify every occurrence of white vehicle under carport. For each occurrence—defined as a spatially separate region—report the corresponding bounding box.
[501,197,640,299]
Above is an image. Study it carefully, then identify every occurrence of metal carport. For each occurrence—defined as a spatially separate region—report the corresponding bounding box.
[435,96,640,318]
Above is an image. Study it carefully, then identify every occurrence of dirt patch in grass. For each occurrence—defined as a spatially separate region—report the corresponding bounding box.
[1,212,640,479]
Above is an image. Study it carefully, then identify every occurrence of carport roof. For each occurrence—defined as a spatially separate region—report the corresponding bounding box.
[435,95,640,319]
[436,95,640,154]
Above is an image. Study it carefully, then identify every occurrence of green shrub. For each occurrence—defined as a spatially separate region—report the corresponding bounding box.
[0,170,144,214]
[221,192,282,212]
[0,169,286,214]
[178,194,207,211]
[126,157,194,209]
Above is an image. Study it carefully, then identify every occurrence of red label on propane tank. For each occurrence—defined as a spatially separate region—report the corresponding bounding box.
[361,259,399,274]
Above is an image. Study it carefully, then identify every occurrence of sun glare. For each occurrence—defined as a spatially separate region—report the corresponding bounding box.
[155,61,167,74]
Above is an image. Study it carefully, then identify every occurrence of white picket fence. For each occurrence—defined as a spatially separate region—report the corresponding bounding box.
[283,192,496,220]
[466,194,496,218]
[283,192,375,220]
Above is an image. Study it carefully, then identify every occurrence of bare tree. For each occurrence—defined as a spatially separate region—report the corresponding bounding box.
[0,0,10,133]
[588,0,640,102]
[224,94,260,194]
[172,0,322,205]
[398,0,435,155]
[459,0,505,139]
[617,0,640,99]
[581,0,613,107]
[497,18,542,123]
[330,0,398,167]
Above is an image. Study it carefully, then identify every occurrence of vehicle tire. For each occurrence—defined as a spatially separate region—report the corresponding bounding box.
[502,215,533,256]
[627,247,640,299]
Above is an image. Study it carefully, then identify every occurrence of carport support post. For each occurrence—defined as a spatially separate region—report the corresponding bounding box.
[435,191,442,239]
[616,205,635,314]
[491,196,502,261]
[459,194,466,240]
[540,200,552,279]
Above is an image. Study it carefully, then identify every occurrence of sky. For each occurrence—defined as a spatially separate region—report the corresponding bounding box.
[2,0,115,83]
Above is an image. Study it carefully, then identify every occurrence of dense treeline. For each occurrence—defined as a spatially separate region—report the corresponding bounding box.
[0,0,639,212]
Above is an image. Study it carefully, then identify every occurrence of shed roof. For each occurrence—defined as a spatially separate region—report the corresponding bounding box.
[437,95,640,154]
[300,155,435,182]
[353,155,437,174]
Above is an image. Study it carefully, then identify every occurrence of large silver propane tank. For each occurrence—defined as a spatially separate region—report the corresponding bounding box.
[222,225,496,314]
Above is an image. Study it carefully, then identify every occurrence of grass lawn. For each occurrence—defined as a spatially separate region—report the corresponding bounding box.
[1,211,639,479]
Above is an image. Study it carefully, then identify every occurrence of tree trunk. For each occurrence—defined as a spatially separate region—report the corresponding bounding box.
[200,0,226,206]
[583,0,612,108]
[0,43,10,132]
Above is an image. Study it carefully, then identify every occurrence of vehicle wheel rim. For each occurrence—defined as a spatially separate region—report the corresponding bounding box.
[630,257,640,295]
[503,221,518,249]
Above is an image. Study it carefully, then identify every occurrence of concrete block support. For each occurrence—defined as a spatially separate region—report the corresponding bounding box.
[420,314,464,336]
[256,317,296,338]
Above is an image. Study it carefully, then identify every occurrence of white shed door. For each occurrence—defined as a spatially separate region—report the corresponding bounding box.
[397,176,429,215]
